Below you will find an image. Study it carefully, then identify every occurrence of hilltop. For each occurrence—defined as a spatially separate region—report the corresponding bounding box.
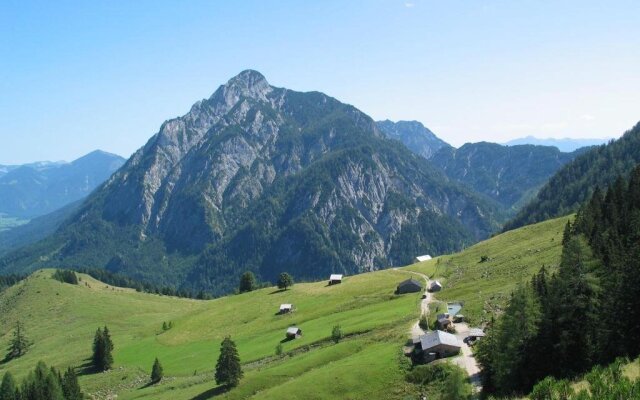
[0,216,569,399]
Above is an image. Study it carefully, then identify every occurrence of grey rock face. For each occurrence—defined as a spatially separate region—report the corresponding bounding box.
[376,120,451,159]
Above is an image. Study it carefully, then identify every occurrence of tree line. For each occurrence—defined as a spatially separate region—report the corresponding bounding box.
[0,362,81,400]
[478,165,640,397]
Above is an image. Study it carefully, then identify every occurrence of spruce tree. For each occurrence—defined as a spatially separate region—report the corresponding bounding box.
[92,326,114,371]
[150,358,164,384]
[6,321,29,360]
[0,372,18,400]
[102,326,114,370]
[215,336,243,387]
[239,271,257,293]
[61,368,82,400]
[92,328,105,371]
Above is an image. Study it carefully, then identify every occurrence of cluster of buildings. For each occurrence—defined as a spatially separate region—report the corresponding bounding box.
[280,274,344,340]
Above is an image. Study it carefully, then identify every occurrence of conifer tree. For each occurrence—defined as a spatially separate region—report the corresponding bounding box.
[150,358,164,384]
[60,368,82,400]
[92,326,114,371]
[6,321,29,360]
[0,372,18,400]
[215,336,243,387]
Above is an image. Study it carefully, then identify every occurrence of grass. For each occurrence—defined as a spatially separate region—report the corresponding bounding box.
[403,215,571,325]
[0,216,572,398]
[0,268,420,399]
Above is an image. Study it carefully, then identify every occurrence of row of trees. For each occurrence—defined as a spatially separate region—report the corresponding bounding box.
[238,271,294,293]
[478,165,640,396]
[0,362,82,400]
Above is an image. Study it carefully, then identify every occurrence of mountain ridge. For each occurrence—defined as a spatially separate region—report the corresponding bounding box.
[0,70,503,294]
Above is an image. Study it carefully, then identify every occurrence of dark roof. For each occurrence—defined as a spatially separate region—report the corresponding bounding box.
[398,278,422,288]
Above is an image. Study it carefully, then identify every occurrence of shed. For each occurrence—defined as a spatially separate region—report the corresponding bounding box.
[415,255,432,262]
[453,314,464,323]
[429,280,442,292]
[329,274,343,285]
[418,330,461,358]
[396,278,422,294]
[286,327,302,339]
[468,328,485,339]
[279,304,293,314]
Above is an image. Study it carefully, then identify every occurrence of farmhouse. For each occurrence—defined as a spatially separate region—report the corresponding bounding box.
[415,254,432,262]
[279,304,293,314]
[429,280,442,292]
[396,278,422,294]
[286,327,302,339]
[417,330,461,360]
[329,274,343,285]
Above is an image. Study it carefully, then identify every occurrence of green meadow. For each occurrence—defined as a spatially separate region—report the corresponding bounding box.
[0,216,570,398]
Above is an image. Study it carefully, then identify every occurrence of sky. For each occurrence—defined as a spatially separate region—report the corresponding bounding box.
[1,0,639,164]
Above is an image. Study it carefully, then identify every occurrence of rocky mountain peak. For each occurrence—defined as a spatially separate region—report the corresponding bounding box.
[214,69,272,105]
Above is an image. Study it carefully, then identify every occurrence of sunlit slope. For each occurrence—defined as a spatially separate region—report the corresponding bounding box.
[0,268,418,399]
[404,215,571,324]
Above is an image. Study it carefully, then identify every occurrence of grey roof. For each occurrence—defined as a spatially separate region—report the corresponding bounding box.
[286,327,300,335]
[329,274,343,281]
[469,328,485,337]
[420,330,461,351]
[280,304,293,310]
[430,280,442,288]
[416,255,432,262]
[398,278,422,288]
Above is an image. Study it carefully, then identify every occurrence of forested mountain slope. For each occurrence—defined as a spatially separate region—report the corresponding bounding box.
[505,121,640,231]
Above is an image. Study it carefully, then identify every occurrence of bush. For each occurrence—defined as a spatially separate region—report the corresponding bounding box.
[331,325,343,343]
[406,363,472,400]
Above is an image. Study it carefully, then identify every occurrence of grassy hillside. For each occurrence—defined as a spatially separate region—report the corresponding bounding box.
[0,216,570,399]
[0,268,419,399]
[403,215,571,325]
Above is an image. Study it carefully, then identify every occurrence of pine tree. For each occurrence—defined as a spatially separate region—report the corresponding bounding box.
[215,336,243,387]
[150,358,164,384]
[102,326,114,370]
[61,368,82,400]
[0,372,18,400]
[92,326,114,371]
[239,271,257,293]
[277,273,293,290]
[6,321,29,360]
[92,328,105,371]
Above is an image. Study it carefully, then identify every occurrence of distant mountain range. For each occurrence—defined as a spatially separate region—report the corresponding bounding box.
[376,121,582,215]
[505,121,640,231]
[0,70,503,294]
[0,150,125,219]
[503,136,611,152]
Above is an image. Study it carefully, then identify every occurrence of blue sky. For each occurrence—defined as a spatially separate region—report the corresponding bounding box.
[1,0,639,163]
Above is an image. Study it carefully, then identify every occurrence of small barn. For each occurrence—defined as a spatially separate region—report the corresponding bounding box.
[396,278,422,294]
[415,255,432,263]
[418,330,461,359]
[329,274,343,285]
[429,280,443,292]
[286,327,302,339]
[279,304,293,314]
